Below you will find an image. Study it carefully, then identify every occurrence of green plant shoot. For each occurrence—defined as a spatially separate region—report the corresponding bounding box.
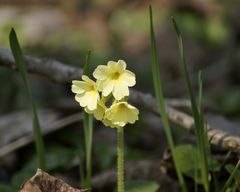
[82,50,93,188]
[71,59,139,192]
[172,17,209,191]
[221,160,240,192]
[149,6,187,192]
[9,29,46,170]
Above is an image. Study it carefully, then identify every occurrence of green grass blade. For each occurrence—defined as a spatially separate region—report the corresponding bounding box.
[171,18,200,125]
[198,71,203,110]
[149,6,187,192]
[9,29,46,170]
[198,71,210,192]
[221,160,240,192]
[83,50,92,75]
[198,71,208,154]
[194,154,198,192]
[82,50,93,188]
[213,151,232,192]
[171,18,209,191]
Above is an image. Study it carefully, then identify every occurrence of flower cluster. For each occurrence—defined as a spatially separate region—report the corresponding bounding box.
[71,60,139,128]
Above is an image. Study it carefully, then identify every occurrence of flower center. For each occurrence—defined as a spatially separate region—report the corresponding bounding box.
[111,72,121,80]
[118,103,127,109]
[88,85,95,91]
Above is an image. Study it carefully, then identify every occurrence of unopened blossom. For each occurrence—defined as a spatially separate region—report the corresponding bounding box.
[93,60,136,100]
[71,75,99,111]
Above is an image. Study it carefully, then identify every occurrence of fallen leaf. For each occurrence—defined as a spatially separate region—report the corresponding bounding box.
[19,169,86,192]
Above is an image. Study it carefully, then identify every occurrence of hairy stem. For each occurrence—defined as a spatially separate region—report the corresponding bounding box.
[117,127,124,192]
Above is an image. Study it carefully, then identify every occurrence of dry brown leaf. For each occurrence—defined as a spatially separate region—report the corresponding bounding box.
[19,169,87,192]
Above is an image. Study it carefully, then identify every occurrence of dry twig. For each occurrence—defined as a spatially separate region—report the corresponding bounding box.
[0,112,83,158]
[0,47,240,153]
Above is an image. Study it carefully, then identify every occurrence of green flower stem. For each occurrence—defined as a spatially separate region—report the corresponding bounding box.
[83,113,93,188]
[117,127,124,192]
[83,50,93,188]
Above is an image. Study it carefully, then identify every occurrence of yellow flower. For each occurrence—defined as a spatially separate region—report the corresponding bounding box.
[104,102,139,128]
[85,99,106,120]
[71,75,99,111]
[93,60,136,100]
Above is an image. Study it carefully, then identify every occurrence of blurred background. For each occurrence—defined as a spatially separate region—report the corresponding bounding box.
[0,0,240,191]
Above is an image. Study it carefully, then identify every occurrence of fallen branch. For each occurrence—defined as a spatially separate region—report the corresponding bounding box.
[130,90,240,153]
[0,47,240,153]
[0,47,82,83]
[0,112,83,158]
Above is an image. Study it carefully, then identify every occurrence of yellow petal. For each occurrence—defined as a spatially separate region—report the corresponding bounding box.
[112,82,129,100]
[108,60,126,74]
[117,60,127,70]
[126,107,139,123]
[102,118,115,128]
[96,80,104,91]
[71,80,86,94]
[84,102,105,120]
[75,93,88,107]
[93,65,108,80]
[121,70,136,87]
[75,91,99,111]
[94,101,106,120]
[85,91,99,111]
[102,80,114,96]
[105,102,139,126]
[102,117,123,128]
[82,75,95,84]
[84,107,92,114]
[114,121,126,127]
[107,61,118,68]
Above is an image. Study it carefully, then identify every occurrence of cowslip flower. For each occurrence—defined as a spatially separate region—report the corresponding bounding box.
[93,60,136,100]
[104,101,139,128]
[71,75,99,111]
[71,59,138,192]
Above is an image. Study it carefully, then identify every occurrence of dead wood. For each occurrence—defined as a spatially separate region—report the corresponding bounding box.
[0,47,240,153]
[0,47,82,83]
[130,90,240,153]
[0,111,83,158]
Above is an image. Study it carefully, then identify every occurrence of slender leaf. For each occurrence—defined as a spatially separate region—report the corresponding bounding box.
[172,18,209,191]
[83,50,92,75]
[221,160,240,192]
[149,6,187,192]
[9,29,46,170]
